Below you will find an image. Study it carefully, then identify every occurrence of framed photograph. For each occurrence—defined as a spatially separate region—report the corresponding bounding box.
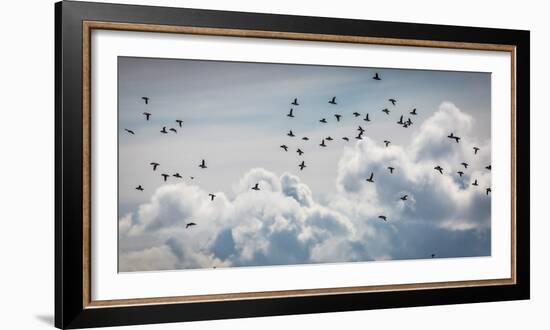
[55,1,530,328]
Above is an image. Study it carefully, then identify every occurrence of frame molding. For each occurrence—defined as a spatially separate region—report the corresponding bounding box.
[56,1,530,328]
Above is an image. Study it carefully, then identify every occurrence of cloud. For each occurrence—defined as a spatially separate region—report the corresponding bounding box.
[119,102,491,272]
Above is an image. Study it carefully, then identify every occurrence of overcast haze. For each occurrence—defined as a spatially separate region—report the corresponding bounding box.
[118,56,491,272]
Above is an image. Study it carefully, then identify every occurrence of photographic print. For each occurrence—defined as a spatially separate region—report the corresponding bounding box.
[118,57,492,272]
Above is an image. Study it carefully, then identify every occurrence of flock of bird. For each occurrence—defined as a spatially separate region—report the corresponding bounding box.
[123,71,491,243]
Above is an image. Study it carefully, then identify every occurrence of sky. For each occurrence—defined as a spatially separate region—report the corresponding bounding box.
[118,56,492,272]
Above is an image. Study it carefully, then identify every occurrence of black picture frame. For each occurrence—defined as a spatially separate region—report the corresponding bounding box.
[55,1,530,328]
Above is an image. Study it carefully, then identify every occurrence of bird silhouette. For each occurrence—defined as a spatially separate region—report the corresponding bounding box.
[485,165,492,170]
[472,179,479,186]
[280,145,288,151]
[161,173,169,182]
[291,98,299,106]
[486,188,491,195]
[142,96,149,104]
[431,254,436,258]
[160,126,168,134]
[355,131,364,140]
[287,108,295,118]
[461,162,469,169]
[353,112,361,117]
[173,173,182,178]
[447,133,461,143]
[329,96,337,105]
[366,172,374,183]
[364,113,371,122]
[143,112,151,120]
[169,128,177,133]
[389,98,397,106]
[176,119,183,127]
[373,73,381,80]
[382,108,390,115]
[457,171,464,177]
[302,137,309,141]
[326,136,333,141]
[199,159,207,168]
[190,176,195,180]
[473,147,480,154]
[297,148,304,156]
[320,139,327,147]
[403,122,409,128]
[334,114,342,122]
[400,195,408,201]
[358,125,365,133]
[150,162,159,171]
[124,129,135,135]
[319,118,327,123]
[299,161,306,170]
[209,193,216,201]
[287,130,295,137]
[406,118,413,126]
[186,222,197,229]
[251,183,260,191]
[384,140,391,147]
[378,215,387,221]
[434,166,443,174]
[397,115,404,125]
[388,166,395,174]
[342,137,350,141]
[410,108,417,115]
[135,185,144,191]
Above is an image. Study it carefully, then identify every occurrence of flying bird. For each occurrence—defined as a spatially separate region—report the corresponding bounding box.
[161,173,169,182]
[328,96,337,105]
[384,140,391,147]
[143,112,151,120]
[457,171,464,177]
[199,159,207,169]
[461,162,469,169]
[388,166,395,174]
[302,137,309,141]
[353,112,361,117]
[397,115,404,125]
[373,73,381,80]
[141,96,149,104]
[169,128,177,133]
[378,215,387,221]
[447,133,461,143]
[431,254,436,258]
[287,108,295,118]
[400,195,408,201]
[334,114,342,122]
[176,119,183,127]
[280,145,288,151]
[355,131,364,140]
[382,108,390,115]
[366,172,374,183]
[410,108,418,115]
[251,183,260,191]
[319,118,327,123]
[473,146,480,154]
[434,166,443,174]
[485,165,492,170]
[186,222,197,229]
[287,130,295,137]
[291,98,299,106]
[472,179,479,186]
[297,148,304,156]
[342,137,350,141]
[150,162,159,171]
[389,98,397,106]
[326,136,333,141]
[135,185,144,191]
[208,193,216,201]
[363,113,371,122]
[299,161,306,171]
[160,126,168,134]
[357,125,365,133]
[486,188,491,195]
[124,129,135,135]
[319,139,327,147]
[173,173,182,178]
[406,118,413,126]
